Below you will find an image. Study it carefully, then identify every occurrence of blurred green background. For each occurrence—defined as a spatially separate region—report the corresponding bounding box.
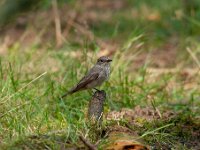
[0,0,200,149]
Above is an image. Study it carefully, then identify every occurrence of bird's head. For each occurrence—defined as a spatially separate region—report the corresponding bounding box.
[96,56,112,66]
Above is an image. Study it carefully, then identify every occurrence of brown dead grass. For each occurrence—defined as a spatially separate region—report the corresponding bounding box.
[106,106,200,149]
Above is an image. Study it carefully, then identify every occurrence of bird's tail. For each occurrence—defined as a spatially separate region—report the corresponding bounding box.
[61,88,76,98]
[61,92,68,98]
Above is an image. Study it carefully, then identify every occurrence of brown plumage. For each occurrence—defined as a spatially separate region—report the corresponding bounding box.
[61,56,112,98]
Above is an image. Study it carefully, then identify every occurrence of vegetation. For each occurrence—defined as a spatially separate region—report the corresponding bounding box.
[0,0,199,149]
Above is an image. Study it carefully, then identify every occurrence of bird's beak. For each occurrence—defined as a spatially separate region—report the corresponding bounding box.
[107,59,112,62]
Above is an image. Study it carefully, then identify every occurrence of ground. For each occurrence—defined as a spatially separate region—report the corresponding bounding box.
[0,0,200,149]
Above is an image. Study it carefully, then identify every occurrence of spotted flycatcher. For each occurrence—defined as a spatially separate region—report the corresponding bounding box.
[61,56,112,98]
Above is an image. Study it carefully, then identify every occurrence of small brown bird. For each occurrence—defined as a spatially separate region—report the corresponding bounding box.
[61,56,112,98]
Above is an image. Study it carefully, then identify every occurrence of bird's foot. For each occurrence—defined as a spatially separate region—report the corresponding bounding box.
[94,88,101,92]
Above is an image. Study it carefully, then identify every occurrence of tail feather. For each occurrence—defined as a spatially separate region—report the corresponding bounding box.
[61,87,77,98]
[61,92,68,98]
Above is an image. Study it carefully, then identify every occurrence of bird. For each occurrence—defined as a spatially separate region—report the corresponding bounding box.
[61,56,112,98]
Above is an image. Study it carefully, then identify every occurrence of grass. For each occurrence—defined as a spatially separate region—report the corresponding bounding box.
[0,0,200,149]
[0,35,199,149]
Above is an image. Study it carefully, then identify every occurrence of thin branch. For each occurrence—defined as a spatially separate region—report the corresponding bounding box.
[52,0,63,47]
[79,135,97,150]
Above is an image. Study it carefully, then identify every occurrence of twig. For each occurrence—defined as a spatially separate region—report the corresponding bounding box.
[79,135,97,150]
[52,0,63,47]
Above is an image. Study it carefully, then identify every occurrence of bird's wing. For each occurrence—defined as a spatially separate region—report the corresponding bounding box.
[68,71,100,94]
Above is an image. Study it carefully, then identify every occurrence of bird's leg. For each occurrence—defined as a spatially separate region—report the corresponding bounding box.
[91,89,96,95]
[94,88,101,92]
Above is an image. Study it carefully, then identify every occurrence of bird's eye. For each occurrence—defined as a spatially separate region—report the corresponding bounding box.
[100,60,103,62]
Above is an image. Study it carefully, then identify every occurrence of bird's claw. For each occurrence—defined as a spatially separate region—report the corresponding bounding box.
[94,88,101,92]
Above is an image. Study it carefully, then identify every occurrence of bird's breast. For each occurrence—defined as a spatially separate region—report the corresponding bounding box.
[100,65,110,80]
